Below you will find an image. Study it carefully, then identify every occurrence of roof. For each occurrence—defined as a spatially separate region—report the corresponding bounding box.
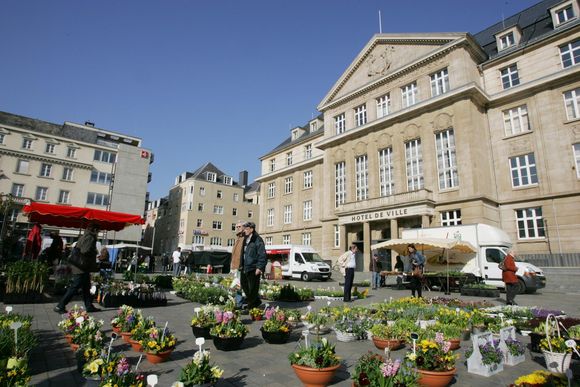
[245,181,260,194]
[187,162,241,186]
[262,114,324,158]
[473,0,567,59]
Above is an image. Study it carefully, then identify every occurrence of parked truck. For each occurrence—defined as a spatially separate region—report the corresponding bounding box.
[265,245,331,281]
[401,223,546,293]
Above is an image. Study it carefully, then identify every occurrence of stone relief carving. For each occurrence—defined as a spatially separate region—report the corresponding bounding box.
[377,133,393,148]
[367,46,395,77]
[333,149,345,161]
[571,125,580,140]
[432,113,453,132]
[400,123,420,140]
[353,141,368,156]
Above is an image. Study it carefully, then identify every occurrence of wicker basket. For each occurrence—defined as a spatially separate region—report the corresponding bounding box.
[541,314,572,373]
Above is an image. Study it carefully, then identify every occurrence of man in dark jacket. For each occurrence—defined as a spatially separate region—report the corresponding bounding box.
[240,221,266,309]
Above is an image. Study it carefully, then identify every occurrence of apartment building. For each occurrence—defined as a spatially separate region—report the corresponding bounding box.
[258,0,580,269]
[151,163,259,254]
[0,111,152,242]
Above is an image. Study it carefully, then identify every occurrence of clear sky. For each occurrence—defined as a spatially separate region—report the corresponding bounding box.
[1,0,539,200]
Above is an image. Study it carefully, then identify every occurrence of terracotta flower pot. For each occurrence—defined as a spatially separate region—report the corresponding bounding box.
[129,338,143,352]
[145,349,173,364]
[417,368,456,387]
[291,363,340,387]
[64,334,73,344]
[372,337,403,351]
[120,331,132,343]
[448,338,460,350]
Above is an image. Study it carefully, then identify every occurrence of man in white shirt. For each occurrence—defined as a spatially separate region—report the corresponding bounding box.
[343,244,358,302]
[172,247,182,276]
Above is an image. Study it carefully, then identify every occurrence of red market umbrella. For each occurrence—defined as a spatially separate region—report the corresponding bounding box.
[22,202,144,231]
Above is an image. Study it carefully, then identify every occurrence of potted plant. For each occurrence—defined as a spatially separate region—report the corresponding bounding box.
[191,305,218,339]
[4,260,49,302]
[351,352,419,387]
[502,337,526,366]
[82,352,122,381]
[178,349,224,386]
[141,326,177,363]
[249,307,263,321]
[466,337,504,377]
[110,305,134,335]
[57,305,89,342]
[99,357,145,387]
[129,316,156,352]
[370,323,404,350]
[75,330,104,373]
[209,310,248,351]
[433,323,463,350]
[261,307,291,344]
[70,316,103,351]
[302,312,330,335]
[285,309,302,329]
[288,338,341,387]
[406,333,457,387]
[510,370,567,387]
[540,336,575,374]
[333,314,361,342]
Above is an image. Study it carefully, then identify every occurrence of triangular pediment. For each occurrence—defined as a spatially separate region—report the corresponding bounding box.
[318,33,470,110]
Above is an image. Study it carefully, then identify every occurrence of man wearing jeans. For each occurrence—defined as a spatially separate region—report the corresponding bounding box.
[172,247,182,276]
[239,222,266,309]
[343,244,358,302]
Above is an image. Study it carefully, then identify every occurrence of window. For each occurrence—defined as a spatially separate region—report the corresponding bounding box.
[335,161,346,207]
[435,129,459,190]
[503,105,530,136]
[226,238,234,246]
[212,221,223,230]
[66,147,77,158]
[8,209,19,222]
[266,208,274,226]
[406,139,424,191]
[223,176,233,185]
[45,143,56,154]
[0,133,4,144]
[430,68,449,96]
[199,187,206,196]
[216,190,223,199]
[284,177,293,194]
[87,192,110,206]
[310,121,317,132]
[267,182,276,198]
[269,158,276,172]
[248,210,253,218]
[441,210,462,226]
[282,234,290,244]
[564,88,580,119]
[58,190,70,204]
[303,170,313,189]
[574,143,580,178]
[498,32,515,51]
[198,203,204,211]
[510,153,538,187]
[378,147,395,196]
[90,170,112,185]
[206,172,217,182]
[335,113,346,134]
[304,144,312,160]
[11,183,24,197]
[265,236,273,246]
[94,150,116,163]
[554,4,576,26]
[376,94,390,118]
[302,232,311,246]
[210,237,222,246]
[354,104,367,126]
[22,138,33,150]
[232,208,238,216]
[35,187,48,201]
[15,159,29,174]
[213,205,224,214]
[233,193,239,201]
[561,40,580,68]
[355,155,368,200]
[287,151,293,166]
[196,219,203,227]
[333,225,340,248]
[303,200,312,221]
[283,205,292,224]
[401,82,418,107]
[40,163,52,178]
[516,207,545,239]
[500,64,520,89]
[193,235,205,245]
[62,167,74,181]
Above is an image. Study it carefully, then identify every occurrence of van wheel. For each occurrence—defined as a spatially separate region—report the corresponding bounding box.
[516,279,526,294]
[301,272,310,282]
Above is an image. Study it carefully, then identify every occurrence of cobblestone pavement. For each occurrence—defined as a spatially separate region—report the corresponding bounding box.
[8,274,580,387]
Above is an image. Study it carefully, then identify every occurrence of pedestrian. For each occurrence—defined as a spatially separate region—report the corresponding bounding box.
[230,221,245,274]
[394,255,405,289]
[162,253,169,274]
[407,244,425,298]
[54,224,101,313]
[501,249,519,305]
[46,230,64,265]
[369,251,381,290]
[172,247,182,276]
[342,244,358,302]
[239,221,266,309]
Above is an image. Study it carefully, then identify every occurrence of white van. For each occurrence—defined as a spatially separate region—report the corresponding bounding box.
[402,224,546,293]
[265,245,331,281]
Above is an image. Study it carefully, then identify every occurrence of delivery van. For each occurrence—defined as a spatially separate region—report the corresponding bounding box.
[265,245,331,281]
[401,224,546,293]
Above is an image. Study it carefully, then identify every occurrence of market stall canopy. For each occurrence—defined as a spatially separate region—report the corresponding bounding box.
[371,238,477,255]
[22,202,144,231]
[104,243,152,250]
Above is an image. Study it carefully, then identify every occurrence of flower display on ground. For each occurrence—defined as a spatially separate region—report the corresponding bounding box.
[406,333,457,372]
[505,337,526,357]
[57,305,89,336]
[262,307,291,333]
[100,356,145,387]
[71,316,104,346]
[540,336,576,353]
[111,305,136,331]
[288,338,340,369]
[178,349,224,385]
[510,370,567,387]
[82,353,122,379]
[351,352,419,387]
[466,339,503,366]
[209,310,248,338]
[190,305,218,328]
[140,327,177,354]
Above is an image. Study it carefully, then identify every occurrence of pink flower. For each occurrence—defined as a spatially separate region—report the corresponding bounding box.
[443,341,451,353]
[380,358,401,377]
[215,311,223,323]
[435,332,444,345]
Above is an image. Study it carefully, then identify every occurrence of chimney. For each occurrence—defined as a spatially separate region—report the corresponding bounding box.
[85,121,95,127]
[239,170,248,187]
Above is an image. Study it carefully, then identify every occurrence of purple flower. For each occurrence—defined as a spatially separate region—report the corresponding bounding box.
[116,357,130,376]
[435,332,444,345]
[380,358,401,377]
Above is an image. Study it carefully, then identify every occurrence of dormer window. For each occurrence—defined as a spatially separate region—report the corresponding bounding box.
[495,27,521,52]
[206,172,217,182]
[499,32,515,50]
[551,1,578,27]
[269,158,276,172]
[292,129,299,140]
[223,176,233,185]
[310,121,317,132]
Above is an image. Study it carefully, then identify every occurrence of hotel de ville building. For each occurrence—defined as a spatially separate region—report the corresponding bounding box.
[257,0,580,270]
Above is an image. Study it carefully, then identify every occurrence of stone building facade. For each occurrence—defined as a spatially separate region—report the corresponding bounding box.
[258,0,580,269]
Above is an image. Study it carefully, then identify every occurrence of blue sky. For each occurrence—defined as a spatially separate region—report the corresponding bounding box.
[1,0,539,200]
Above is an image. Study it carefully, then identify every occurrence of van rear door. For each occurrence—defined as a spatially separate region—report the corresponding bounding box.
[266,249,291,277]
[483,247,506,287]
